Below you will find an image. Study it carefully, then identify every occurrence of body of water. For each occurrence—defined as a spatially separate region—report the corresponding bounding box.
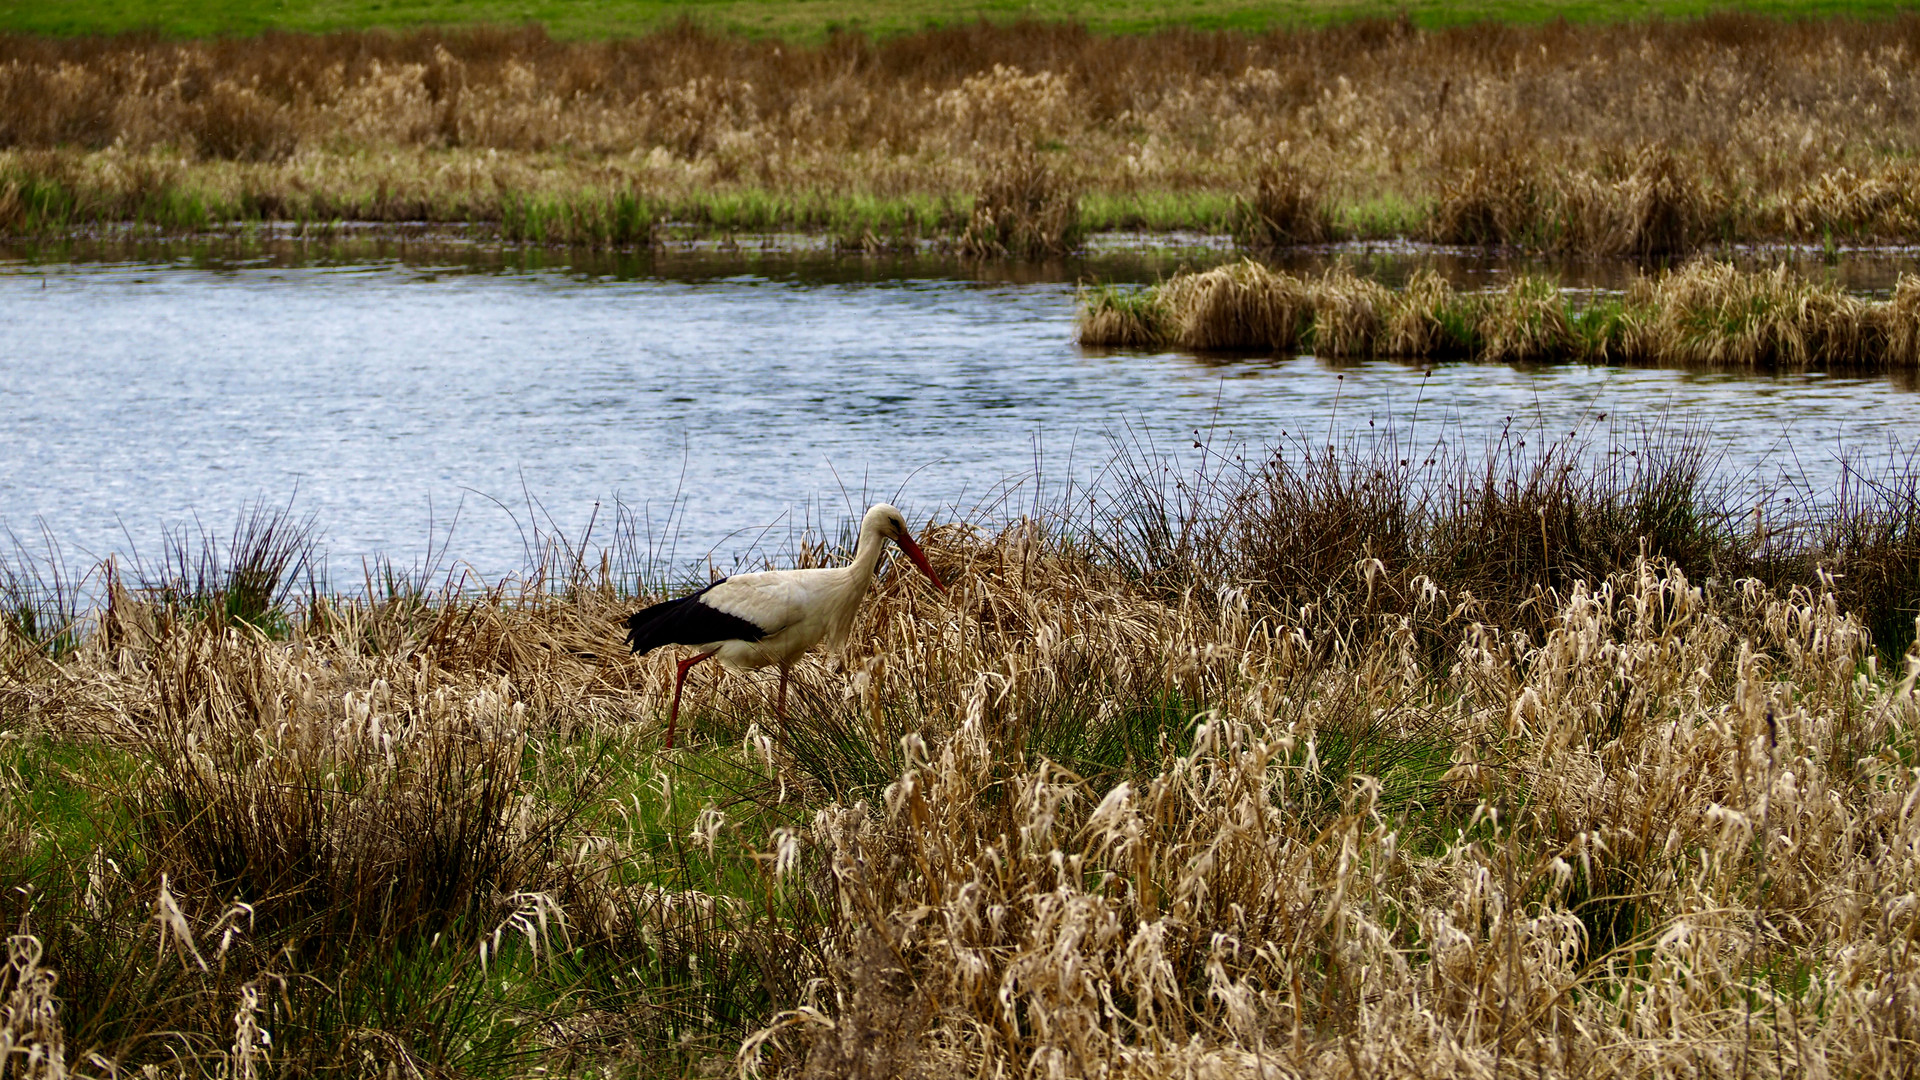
[4,241,1918,585]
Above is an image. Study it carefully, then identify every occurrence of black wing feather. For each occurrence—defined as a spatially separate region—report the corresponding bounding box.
[624,578,769,656]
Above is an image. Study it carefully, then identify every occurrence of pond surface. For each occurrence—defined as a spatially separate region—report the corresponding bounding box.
[3,238,1919,586]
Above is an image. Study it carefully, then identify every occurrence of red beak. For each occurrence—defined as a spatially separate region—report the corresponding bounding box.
[894,532,947,593]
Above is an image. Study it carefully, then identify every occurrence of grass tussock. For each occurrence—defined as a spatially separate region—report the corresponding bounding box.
[1433,143,1718,256]
[1614,259,1872,368]
[1234,158,1332,251]
[1154,257,1313,351]
[1080,258,1920,372]
[752,557,1920,1077]
[957,149,1081,259]
[1075,284,1165,349]
[3,437,1920,1075]
[4,15,1920,250]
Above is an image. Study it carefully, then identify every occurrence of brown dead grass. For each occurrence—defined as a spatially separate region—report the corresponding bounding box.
[3,15,1920,249]
[1153,257,1313,351]
[3,444,1920,1074]
[1433,144,1719,256]
[744,548,1920,1079]
[1079,258,1920,372]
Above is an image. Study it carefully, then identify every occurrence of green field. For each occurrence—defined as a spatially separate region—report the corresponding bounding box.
[3,0,1916,39]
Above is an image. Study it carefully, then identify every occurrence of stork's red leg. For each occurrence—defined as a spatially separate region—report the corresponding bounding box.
[777,665,789,724]
[665,650,716,749]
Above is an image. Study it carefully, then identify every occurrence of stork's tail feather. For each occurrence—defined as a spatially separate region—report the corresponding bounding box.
[624,595,689,655]
[625,578,769,657]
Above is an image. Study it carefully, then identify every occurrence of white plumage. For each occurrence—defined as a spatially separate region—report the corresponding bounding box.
[625,503,946,747]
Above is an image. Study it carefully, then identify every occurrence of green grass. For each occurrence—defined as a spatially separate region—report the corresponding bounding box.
[4,0,1918,41]
[514,731,813,1069]
[1024,689,1202,793]
[1,736,139,866]
[0,717,799,1076]
[1333,192,1428,240]
[1081,191,1239,234]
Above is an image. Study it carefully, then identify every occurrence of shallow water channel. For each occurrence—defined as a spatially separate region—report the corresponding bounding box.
[3,237,1919,586]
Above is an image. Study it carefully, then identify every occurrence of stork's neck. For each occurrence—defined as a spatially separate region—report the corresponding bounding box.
[815,507,896,656]
[845,513,888,588]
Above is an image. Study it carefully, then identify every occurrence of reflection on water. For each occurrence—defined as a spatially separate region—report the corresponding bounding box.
[2,238,1917,582]
[12,233,1920,291]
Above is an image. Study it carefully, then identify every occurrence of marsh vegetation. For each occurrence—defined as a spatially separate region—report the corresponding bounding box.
[1079,258,1920,371]
[13,0,1920,42]
[4,14,1920,252]
[4,434,1920,1077]
[7,8,1920,1077]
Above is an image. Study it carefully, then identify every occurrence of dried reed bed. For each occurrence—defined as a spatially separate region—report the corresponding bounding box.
[1,570,791,1073]
[1080,258,1920,371]
[3,441,1919,1076]
[750,562,1920,1078]
[4,15,1920,250]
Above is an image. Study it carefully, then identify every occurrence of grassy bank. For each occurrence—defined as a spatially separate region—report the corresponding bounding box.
[4,435,1920,1076]
[1079,258,1920,370]
[5,15,1920,253]
[9,0,1920,42]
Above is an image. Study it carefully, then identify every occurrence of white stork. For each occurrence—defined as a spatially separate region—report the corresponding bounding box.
[625,503,947,748]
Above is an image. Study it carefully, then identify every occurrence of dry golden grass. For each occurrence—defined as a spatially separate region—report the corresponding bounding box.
[957,148,1082,258]
[1236,158,1333,250]
[1616,261,1873,367]
[1079,258,1920,372]
[1154,257,1313,351]
[1074,285,1166,348]
[3,439,1919,1075]
[1883,274,1920,368]
[1303,259,1392,356]
[1433,144,1719,256]
[3,15,1920,249]
[746,562,1920,1079]
[1382,266,1475,358]
[1479,273,1573,364]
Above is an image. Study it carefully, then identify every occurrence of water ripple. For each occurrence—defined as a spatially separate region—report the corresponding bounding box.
[2,258,1917,580]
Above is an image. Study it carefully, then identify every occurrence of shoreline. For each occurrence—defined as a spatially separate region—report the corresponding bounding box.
[5,222,1916,283]
[12,217,1920,260]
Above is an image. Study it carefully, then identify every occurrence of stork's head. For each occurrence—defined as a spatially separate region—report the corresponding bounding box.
[866,503,947,593]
